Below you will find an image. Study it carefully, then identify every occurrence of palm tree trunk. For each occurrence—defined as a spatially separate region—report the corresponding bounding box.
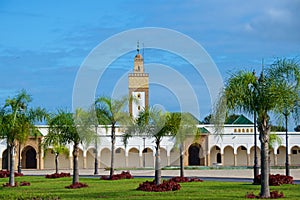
[155,140,161,185]
[55,154,59,174]
[259,129,270,198]
[72,143,79,184]
[110,124,115,178]
[179,143,184,177]
[9,144,15,186]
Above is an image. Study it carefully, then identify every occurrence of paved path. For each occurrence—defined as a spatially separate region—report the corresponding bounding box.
[21,168,300,180]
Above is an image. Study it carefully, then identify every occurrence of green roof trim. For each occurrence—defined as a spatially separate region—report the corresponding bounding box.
[231,114,253,125]
[198,127,210,133]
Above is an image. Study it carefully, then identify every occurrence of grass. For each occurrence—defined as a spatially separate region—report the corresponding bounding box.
[0,176,299,199]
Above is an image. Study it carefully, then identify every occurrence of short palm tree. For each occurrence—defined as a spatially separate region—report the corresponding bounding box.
[213,58,299,197]
[42,133,69,174]
[168,112,199,177]
[94,96,129,178]
[0,90,47,186]
[48,109,95,184]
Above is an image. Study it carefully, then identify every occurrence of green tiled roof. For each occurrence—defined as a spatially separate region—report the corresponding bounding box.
[229,114,253,124]
[198,127,210,133]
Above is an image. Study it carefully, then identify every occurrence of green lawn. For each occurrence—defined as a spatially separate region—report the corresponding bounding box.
[0,176,299,199]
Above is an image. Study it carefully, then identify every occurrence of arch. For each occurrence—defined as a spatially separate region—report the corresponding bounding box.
[160,147,168,167]
[128,147,140,168]
[170,147,180,166]
[142,147,154,168]
[43,148,70,170]
[236,146,247,166]
[223,146,234,166]
[115,147,125,168]
[210,145,221,165]
[291,146,300,166]
[22,146,37,169]
[100,148,111,168]
[86,148,96,169]
[188,143,204,166]
[249,146,261,167]
[2,149,8,170]
[277,146,286,166]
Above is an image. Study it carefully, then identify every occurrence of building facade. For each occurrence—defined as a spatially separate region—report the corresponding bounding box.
[1,47,299,170]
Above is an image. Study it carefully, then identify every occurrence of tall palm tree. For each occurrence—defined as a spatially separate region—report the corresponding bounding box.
[125,106,172,185]
[0,90,47,186]
[213,58,299,198]
[168,112,199,177]
[48,109,95,184]
[94,96,129,178]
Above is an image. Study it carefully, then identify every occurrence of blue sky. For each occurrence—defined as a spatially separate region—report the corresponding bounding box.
[0,0,299,125]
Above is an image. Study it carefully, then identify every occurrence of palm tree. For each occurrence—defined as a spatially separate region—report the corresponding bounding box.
[48,109,95,184]
[94,96,129,178]
[42,133,69,174]
[213,58,299,198]
[0,90,47,186]
[168,113,198,177]
[125,106,172,185]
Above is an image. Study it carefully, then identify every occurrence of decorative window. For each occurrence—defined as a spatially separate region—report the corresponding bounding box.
[116,148,121,154]
[246,129,249,133]
[137,93,141,98]
[234,129,237,132]
[242,129,245,132]
[138,105,141,111]
[238,129,241,132]
[250,128,253,132]
[292,150,297,154]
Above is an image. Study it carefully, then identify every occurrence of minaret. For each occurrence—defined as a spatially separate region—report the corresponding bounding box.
[128,42,149,118]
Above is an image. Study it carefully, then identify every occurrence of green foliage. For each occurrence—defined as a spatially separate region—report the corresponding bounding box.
[0,176,300,199]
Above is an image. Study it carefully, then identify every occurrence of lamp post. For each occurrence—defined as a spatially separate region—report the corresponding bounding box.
[283,110,290,176]
[248,80,259,184]
[143,137,146,168]
[17,143,22,173]
[253,111,259,183]
[94,125,99,175]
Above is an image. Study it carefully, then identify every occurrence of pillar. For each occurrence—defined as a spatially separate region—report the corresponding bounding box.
[247,154,250,167]
[83,156,87,169]
[234,154,237,166]
[221,154,225,166]
[207,153,211,166]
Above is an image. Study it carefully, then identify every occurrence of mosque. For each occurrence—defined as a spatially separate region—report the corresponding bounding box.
[1,48,300,171]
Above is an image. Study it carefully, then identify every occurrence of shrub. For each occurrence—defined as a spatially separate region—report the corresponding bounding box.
[255,174,294,186]
[65,182,88,189]
[45,172,71,178]
[0,170,23,178]
[137,179,181,192]
[3,181,30,187]
[100,171,133,180]
[246,190,284,199]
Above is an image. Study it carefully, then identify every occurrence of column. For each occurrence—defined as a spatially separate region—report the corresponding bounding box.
[247,154,250,167]
[207,153,211,166]
[83,156,87,169]
[234,154,237,166]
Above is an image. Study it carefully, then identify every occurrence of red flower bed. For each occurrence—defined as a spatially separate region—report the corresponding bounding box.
[3,181,30,187]
[65,182,88,189]
[45,172,71,178]
[246,190,284,199]
[100,171,133,180]
[255,174,294,186]
[170,176,203,183]
[0,170,23,178]
[137,179,181,192]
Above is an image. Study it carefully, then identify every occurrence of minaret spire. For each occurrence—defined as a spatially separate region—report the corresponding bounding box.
[137,41,140,54]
